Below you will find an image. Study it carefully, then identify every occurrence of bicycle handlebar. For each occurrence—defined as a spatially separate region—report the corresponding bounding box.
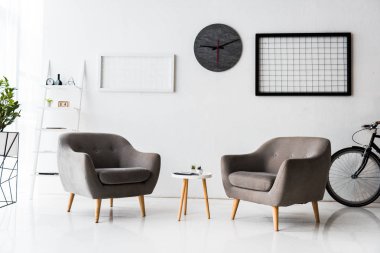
[362,121,379,129]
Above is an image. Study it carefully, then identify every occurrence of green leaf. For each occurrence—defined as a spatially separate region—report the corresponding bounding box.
[0,76,21,131]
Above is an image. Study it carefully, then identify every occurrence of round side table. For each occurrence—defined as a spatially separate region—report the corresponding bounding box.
[172,172,212,221]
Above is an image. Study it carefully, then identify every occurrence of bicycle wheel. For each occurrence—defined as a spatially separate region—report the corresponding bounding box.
[326,147,380,207]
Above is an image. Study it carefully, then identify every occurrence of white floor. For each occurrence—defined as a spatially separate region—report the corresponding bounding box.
[1,193,380,253]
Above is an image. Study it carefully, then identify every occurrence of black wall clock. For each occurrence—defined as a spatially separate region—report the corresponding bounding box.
[194,24,242,72]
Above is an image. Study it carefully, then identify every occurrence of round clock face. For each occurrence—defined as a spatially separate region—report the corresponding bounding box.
[194,24,242,72]
[46,78,54,85]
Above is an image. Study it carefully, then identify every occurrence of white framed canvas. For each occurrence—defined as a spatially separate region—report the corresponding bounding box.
[99,54,175,93]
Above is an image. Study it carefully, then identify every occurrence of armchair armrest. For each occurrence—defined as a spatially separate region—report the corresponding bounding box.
[221,152,263,176]
[119,147,160,172]
[269,154,331,206]
[221,151,263,198]
[57,145,103,198]
[119,146,161,191]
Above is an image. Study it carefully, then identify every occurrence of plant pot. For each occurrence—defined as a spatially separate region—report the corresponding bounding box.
[0,132,19,208]
[46,102,53,107]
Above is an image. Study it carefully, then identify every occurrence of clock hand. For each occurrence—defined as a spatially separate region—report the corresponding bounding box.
[216,39,220,65]
[200,39,240,51]
[219,38,241,48]
[200,38,240,58]
[200,45,217,50]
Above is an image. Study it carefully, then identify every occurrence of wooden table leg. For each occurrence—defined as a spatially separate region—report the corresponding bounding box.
[202,179,210,219]
[177,179,187,221]
[184,180,188,215]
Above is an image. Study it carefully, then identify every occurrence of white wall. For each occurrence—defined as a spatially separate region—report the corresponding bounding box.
[41,0,380,198]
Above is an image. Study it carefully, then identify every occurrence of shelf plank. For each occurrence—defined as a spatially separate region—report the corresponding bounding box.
[38,106,80,111]
[37,128,78,132]
[44,85,82,90]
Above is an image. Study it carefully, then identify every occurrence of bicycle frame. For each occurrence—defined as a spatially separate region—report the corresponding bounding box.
[352,128,380,178]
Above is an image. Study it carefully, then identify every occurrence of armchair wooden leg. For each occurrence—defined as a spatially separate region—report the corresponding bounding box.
[110,198,113,207]
[312,201,320,223]
[138,195,146,217]
[272,206,279,232]
[95,199,102,223]
[67,193,75,212]
[231,199,240,220]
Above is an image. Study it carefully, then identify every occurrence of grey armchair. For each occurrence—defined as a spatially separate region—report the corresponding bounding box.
[57,133,160,223]
[221,137,331,231]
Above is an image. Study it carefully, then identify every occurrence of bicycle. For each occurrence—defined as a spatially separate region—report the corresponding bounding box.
[326,121,380,207]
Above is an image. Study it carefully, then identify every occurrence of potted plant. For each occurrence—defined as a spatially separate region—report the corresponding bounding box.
[46,98,53,107]
[190,165,203,175]
[0,77,21,131]
[0,76,21,208]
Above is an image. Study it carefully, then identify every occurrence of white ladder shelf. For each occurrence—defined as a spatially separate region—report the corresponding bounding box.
[30,60,85,198]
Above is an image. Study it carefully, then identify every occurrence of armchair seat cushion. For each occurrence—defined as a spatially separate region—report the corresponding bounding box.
[95,167,151,185]
[229,171,277,192]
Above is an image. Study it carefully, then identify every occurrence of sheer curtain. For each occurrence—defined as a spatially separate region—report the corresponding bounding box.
[0,0,20,86]
[1,0,44,195]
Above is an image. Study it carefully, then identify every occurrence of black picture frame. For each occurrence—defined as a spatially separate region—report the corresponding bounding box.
[255,33,352,96]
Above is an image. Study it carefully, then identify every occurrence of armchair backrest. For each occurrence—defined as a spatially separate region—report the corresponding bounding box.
[257,137,331,174]
[59,132,131,168]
